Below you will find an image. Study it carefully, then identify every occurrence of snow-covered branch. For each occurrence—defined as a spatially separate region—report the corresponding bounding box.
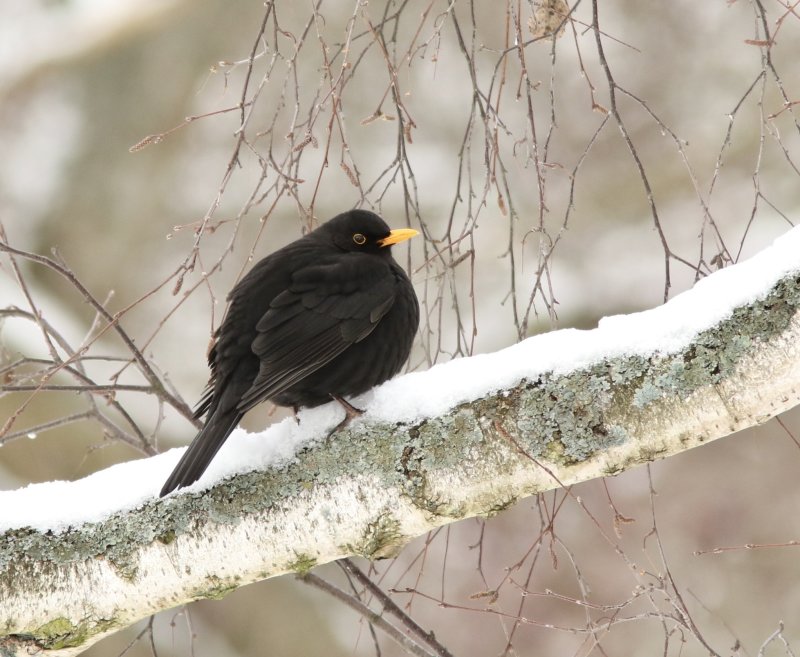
[1,228,800,656]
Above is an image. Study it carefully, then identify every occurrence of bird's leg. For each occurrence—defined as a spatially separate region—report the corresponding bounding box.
[330,394,364,433]
[332,394,364,417]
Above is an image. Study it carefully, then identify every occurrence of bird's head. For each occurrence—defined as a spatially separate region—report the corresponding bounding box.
[317,209,419,255]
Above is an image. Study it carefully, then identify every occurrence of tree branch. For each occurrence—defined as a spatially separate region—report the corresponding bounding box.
[1,263,799,656]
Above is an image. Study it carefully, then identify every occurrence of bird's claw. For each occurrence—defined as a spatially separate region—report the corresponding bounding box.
[328,394,364,435]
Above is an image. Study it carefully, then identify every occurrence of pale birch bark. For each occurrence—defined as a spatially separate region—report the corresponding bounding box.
[1,270,799,656]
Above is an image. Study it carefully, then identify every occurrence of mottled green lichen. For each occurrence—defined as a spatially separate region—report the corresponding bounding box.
[286,552,317,576]
[187,576,239,601]
[15,616,117,651]
[514,370,622,463]
[624,277,798,413]
[36,617,76,648]
[344,512,403,559]
[633,381,664,408]
[394,407,500,516]
[508,273,800,467]
[481,496,518,517]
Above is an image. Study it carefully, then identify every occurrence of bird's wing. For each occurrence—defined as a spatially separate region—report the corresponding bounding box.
[236,255,397,413]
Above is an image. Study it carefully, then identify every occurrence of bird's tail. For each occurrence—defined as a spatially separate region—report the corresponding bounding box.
[159,409,242,497]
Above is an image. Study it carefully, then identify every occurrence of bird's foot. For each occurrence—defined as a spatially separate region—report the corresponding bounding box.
[329,394,364,435]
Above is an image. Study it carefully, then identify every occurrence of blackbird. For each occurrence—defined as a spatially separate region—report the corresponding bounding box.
[159,210,419,496]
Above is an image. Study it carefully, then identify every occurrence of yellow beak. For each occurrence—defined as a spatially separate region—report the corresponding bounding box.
[378,228,419,247]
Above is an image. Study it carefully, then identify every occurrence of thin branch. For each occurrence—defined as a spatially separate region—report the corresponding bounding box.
[300,572,440,657]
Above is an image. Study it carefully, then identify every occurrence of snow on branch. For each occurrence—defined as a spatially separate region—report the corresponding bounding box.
[2,227,800,656]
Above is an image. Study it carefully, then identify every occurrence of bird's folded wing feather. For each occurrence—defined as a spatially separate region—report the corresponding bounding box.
[236,257,397,413]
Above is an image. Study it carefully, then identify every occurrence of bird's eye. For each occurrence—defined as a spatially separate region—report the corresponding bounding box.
[352,233,367,245]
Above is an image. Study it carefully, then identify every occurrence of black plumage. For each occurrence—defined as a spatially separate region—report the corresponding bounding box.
[159,210,419,496]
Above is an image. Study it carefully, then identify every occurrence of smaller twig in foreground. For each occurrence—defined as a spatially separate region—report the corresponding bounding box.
[299,571,440,657]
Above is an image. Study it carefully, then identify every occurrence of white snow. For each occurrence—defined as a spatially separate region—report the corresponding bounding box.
[2,225,799,533]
